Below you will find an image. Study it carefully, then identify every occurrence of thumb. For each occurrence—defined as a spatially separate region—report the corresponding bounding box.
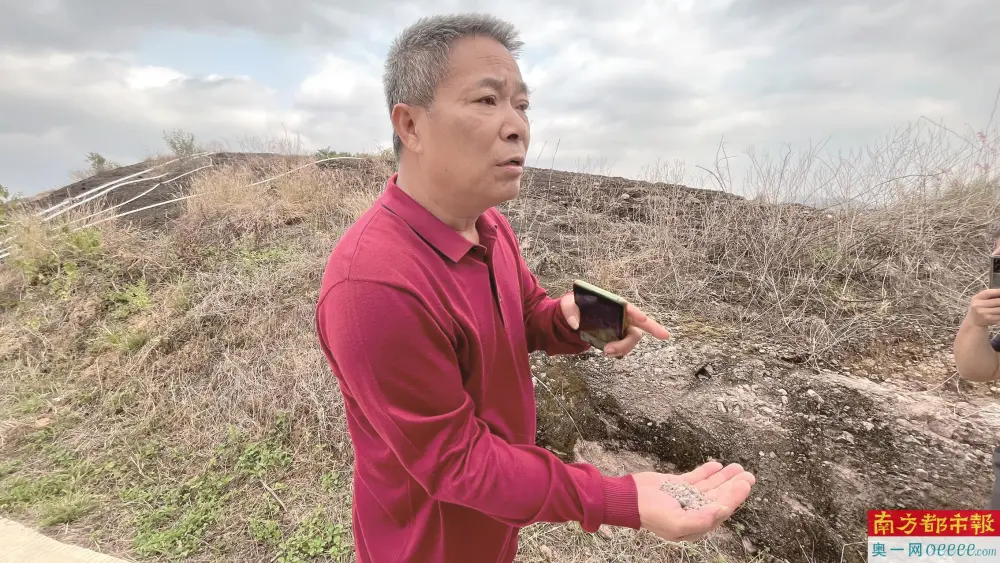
[561,293,580,330]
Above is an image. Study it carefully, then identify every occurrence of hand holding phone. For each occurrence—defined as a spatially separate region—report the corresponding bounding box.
[990,255,1000,289]
[563,279,671,356]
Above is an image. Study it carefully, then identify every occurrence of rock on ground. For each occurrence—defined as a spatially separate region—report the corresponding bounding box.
[532,334,997,563]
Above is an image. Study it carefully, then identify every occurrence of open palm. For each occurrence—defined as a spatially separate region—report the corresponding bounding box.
[633,461,755,543]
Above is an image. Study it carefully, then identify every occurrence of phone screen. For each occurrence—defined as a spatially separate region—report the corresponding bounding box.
[574,285,625,345]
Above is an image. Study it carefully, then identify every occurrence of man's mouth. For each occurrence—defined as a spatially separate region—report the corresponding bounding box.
[501,157,524,167]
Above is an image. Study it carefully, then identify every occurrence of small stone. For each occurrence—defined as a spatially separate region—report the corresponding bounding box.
[781,396,789,406]
[660,480,708,510]
[806,389,823,403]
[861,421,875,432]
[837,431,855,445]
[778,389,788,396]
[717,401,727,414]
[915,468,928,479]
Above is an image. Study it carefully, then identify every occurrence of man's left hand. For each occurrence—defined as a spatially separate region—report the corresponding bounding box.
[559,292,671,357]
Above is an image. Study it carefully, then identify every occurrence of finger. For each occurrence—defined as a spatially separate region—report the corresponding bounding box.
[703,479,753,516]
[565,304,580,330]
[605,326,642,356]
[625,303,671,340]
[979,288,1000,299]
[560,293,580,330]
[691,463,746,493]
[702,471,756,501]
[677,461,725,484]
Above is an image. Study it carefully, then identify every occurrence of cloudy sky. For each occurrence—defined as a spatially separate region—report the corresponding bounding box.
[2,0,998,197]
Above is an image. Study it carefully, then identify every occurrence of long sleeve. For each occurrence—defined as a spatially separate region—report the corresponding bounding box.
[315,279,639,531]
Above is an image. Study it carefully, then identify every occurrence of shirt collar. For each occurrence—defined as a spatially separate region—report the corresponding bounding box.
[380,173,489,263]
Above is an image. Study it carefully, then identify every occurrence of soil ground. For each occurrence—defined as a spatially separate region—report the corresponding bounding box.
[2,152,996,563]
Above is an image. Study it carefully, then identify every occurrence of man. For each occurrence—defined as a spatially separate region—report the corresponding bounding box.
[314,13,756,563]
[953,228,1000,509]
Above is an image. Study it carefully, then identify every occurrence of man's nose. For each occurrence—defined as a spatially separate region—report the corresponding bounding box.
[500,105,528,142]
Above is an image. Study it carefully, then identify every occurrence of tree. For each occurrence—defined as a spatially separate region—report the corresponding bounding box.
[163,129,198,157]
[71,152,121,181]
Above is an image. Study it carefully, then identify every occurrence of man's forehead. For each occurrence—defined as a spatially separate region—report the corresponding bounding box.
[474,76,530,96]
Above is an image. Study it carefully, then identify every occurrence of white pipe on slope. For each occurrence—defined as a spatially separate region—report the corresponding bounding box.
[68,164,215,226]
[44,174,170,222]
[38,164,173,218]
[40,153,215,220]
[72,156,365,231]
[0,153,220,262]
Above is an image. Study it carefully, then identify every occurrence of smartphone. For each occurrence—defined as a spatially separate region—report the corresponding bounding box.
[572,279,629,350]
[991,256,1000,289]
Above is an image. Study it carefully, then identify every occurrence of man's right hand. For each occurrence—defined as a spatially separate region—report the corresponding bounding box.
[633,462,755,542]
[966,288,1000,327]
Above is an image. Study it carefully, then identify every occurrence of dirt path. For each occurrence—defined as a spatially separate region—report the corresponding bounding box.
[0,518,132,563]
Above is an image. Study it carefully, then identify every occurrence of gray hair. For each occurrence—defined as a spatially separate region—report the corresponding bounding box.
[383,13,524,158]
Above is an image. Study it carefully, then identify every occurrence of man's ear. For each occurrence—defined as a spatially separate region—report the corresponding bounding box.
[391,103,423,154]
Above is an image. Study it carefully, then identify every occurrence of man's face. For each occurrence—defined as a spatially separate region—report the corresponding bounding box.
[416,36,530,210]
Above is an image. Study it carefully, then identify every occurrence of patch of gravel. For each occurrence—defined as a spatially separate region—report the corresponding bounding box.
[660,480,708,510]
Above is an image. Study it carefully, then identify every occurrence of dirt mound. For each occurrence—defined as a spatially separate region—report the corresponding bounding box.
[19,153,739,234]
[2,151,997,563]
[22,153,309,228]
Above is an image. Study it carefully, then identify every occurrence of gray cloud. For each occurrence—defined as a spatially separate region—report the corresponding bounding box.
[0,0,998,197]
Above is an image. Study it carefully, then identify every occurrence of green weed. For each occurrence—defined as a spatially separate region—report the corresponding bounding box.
[125,470,235,560]
[275,508,350,563]
[105,279,152,320]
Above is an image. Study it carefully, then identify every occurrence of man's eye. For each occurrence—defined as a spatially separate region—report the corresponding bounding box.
[479,96,497,105]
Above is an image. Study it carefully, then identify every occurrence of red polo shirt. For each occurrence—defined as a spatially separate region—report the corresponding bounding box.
[314,174,641,563]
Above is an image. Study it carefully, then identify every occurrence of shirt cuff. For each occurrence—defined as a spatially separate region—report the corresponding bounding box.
[601,474,641,529]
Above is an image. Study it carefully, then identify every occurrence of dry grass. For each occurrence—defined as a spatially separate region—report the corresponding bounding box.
[510,119,1000,365]
[0,116,998,562]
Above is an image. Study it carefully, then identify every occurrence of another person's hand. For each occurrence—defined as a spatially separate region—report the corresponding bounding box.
[632,462,755,543]
[966,288,1000,328]
[559,293,671,357]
